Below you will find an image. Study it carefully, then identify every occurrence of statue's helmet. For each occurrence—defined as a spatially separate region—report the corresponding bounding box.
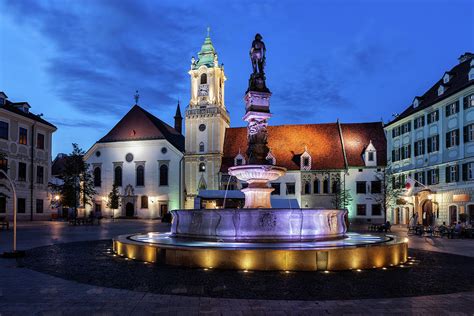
[255,33,262,40]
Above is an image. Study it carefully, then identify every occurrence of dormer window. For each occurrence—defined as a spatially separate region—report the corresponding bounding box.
[469,66,474,81]
[413,97,420,108]
[300,147,312,171]
[364,140,377,166]
[443,73,450,84]
[438,85,445,96]
[199,142,205,152]
[368,152,374,162]
[234,151,246,166]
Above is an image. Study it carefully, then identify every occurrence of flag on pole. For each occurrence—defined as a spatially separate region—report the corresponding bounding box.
[404,176,416,195]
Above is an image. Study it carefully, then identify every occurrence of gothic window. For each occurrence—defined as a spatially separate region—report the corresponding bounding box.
[313,179,320,194]
[136,165,144,186]
[93,167,101,187]
[331,180,339,194]
[199,142,205,152]
[114,166,122,186]
[323,178,329,194]
[199,162,206,172]
[200,73,207,84]
[159,164,168,186]
[141,196,148,209]
[303,181,311,195]
[236,158,243,166]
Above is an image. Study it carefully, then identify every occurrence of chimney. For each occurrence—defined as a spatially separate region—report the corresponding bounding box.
[458,52,474,64]
[174,101,183,134]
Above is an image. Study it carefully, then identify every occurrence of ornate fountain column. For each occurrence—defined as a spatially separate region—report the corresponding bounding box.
[229,34,286,208]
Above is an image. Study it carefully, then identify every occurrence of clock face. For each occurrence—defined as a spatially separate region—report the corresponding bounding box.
[198,84,209,96]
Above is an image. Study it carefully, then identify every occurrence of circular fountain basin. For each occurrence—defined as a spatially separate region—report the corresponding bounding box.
[113,232,408,271]
[170,208,347,241]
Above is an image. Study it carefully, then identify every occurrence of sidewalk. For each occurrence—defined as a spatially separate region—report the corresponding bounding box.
[1,220,473,315]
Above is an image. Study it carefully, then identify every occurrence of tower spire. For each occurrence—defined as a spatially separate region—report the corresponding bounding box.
[207,26,210,38]
[134,90,140,105]
[174,100,183,134]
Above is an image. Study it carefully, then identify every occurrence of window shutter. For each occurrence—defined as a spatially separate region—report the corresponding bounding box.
[392,129,395,138]
[464,126,468,143]
[464,96,469,109]
[422,116,425,126]
[446,132,449,148]
[427,138,432,153]
[408,122,411,132]
[456,101,460,113]
[392,149,395,162]
[456,130,460,146]
[446,166,450,183]
[427,170,432,185]
[408,145,411,158]
[455,165,460,182]
[446,106,450,117]
[462,163,468,181]
[436,135,439,150]
[422,139,425,154]
[414,143,418,156]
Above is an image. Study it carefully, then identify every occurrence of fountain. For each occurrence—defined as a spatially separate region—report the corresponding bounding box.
[113,34,408,271]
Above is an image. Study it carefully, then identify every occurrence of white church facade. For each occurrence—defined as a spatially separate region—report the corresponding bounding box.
[85,103,184,219]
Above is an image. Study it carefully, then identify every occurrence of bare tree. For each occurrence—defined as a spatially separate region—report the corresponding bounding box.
[374,166,405,223]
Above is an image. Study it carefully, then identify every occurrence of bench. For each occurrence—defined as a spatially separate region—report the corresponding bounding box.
[0,216,9,230]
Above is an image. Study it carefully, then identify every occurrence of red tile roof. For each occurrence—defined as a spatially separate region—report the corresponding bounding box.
[221,122,386,172]
[340,122,387,167]
[98,105,184,151]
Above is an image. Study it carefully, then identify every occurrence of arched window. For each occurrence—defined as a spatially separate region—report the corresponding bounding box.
[141,195,148,209]
[114,166,122,187]
[93,167,101,187]
[136,165,144,186]
[323,178,329,194]
[313,179,320,194]
[200,73,207,84]
[199,162,206,172]
[159,164,168,186]
[303,181,310,195]
[199,142,205,152]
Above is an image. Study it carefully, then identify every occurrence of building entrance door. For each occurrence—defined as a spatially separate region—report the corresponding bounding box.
[160,204,168,217]
[422,200,433,226]
[449,205,458,225]
[125,202,134,217]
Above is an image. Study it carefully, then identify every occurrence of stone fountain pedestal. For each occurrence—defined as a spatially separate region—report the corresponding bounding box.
[228,164,286,208]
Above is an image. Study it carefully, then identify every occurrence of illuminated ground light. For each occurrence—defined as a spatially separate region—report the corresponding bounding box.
[203,268,209,271]
[356,269,362,272]
[324,270,330,274]
[284,270,290,274]
[399,265,405,268]
[382,267,387,270]
[243,270,249,273]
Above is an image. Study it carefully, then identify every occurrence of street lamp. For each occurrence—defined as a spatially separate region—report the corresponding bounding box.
[0,169,24,258]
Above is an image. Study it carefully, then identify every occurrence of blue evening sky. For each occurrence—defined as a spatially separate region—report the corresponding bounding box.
[0,0,472,156]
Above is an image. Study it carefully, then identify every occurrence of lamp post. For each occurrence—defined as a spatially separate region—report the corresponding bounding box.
[0,169,24,257]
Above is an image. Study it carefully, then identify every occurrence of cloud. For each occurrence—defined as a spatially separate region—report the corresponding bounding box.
[3,0,201,116]
[49,118,109,130]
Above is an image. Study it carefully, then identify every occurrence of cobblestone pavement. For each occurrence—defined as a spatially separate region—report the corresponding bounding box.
[1,220,473,315]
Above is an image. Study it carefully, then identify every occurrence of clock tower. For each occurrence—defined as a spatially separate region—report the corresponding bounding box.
[184,30,230,208]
